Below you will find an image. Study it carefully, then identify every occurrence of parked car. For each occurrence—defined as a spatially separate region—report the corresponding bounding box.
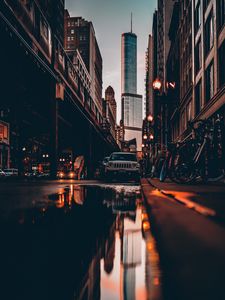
[4,168,18,177]
[0,169,6,178]
[105,152,140,182]
[57,170,76,179]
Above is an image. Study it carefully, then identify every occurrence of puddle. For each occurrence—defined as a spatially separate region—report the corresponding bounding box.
[0,184,162,300]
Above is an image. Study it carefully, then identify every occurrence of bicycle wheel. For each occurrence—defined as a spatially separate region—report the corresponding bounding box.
[172,142,197,184]
[159,159,168,182]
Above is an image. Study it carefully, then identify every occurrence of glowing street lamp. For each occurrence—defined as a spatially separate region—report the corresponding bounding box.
[150,134,154,140]
[147,115,153,122]
[143,134,147,140]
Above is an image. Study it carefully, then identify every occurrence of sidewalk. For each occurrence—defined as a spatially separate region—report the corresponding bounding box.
[148,178,225,223]
[141,178,225,300]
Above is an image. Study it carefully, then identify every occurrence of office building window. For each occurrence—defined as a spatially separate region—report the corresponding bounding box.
[195,81,202,115]
[205,62,214,102]
[195,1,201,33]
[205,11,214,56]
[218,0,225,30]
[219,40,225,87]
[195,38,202,74]
[71,29,74,34]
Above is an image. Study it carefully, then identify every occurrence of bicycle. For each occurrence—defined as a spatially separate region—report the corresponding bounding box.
[172,115,225,184]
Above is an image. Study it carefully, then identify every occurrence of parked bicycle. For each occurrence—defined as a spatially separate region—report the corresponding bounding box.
[171,115,225,184]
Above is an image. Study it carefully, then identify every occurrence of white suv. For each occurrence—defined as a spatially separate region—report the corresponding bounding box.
[105,152,140,182]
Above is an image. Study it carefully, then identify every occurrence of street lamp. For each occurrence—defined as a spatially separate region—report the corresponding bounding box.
[143,134,147,140]
[147,115,153,122]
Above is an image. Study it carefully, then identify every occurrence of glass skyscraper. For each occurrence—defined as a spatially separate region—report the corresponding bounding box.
[121,31,142,151]
[121,33,137,94]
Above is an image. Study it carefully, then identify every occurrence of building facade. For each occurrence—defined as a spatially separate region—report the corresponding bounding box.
[121,31,143,151]
[145,34,154,118]
[103,86,117,139]
[167,0,225,142]
[64,12,103,115]
[157,0,174,92]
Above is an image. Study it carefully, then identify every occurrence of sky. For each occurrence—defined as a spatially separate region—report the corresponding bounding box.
[65,0,157,121]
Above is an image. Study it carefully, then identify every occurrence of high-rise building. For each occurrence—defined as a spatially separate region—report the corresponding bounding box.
[157,0,174,92]
[64,11,103,115]
[145,34,153,118]
[121,32,137,94]
[121,23,143,151]
[151,1,174,150]
[103,86,117,139]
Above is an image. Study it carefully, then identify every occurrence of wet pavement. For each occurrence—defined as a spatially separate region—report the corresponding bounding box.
[0,182,162,300]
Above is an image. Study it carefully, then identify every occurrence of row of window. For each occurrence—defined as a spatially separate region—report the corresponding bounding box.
[195,36,225,117]
[195,9,214,75]
[195,0,225,34]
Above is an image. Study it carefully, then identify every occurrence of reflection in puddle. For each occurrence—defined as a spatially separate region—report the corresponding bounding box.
[0,184,162,300]
[101,188,162,300]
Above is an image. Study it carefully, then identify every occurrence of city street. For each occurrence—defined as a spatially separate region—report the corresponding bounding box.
[1,0,225,299]
[1,179,225,299]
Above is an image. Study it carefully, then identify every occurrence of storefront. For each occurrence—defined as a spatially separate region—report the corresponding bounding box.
[0,120,10,169]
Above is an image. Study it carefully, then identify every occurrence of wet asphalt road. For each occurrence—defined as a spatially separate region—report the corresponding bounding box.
[0,180,162,300]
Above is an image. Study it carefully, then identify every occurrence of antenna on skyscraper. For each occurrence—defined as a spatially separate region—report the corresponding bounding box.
[131,12,133,33]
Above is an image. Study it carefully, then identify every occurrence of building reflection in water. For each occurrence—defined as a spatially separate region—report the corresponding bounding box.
[0,185,161,300]
[101,187,162,300]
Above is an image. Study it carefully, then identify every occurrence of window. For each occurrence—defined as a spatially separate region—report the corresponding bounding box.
[218,0,225,30]
[195,1,201,33]
[71,29,74,34]
[203,0,211,11]
[195,38,202,74]
[195,80,202,115]
[67,37,71,41]
[205,62,214,102]
[205,12,214,56]
[219,40,225,87]
[186,101,192,122]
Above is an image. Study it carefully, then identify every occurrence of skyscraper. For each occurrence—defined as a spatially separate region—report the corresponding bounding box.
[121,19,142,151]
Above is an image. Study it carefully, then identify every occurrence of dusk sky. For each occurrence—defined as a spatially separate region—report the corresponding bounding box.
[65,0,157,120]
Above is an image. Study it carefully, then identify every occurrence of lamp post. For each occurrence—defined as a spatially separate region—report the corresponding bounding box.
[152,78,176,152]
[142,115,154,177]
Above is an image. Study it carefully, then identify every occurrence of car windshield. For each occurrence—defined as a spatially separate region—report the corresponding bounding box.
[110,153,137,162]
